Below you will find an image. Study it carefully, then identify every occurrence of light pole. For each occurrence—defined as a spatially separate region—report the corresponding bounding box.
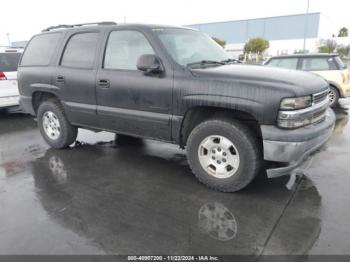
[303,0,310,53]
[6,33,11,47]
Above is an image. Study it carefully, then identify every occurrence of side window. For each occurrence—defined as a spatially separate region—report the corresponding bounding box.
[21,33,61,66]
[301,58,336,71]
[61,32,99,69]
[267,58,298,70]
[104,30,155,70]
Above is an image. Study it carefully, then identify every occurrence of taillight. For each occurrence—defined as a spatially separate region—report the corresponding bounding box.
[0,71,6,80]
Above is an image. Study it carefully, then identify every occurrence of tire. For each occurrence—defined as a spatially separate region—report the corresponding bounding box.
[37,100,78,149]
[328,86,339,108]
[187,118,261,192]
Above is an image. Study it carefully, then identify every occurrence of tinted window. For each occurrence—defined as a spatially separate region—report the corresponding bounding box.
[21,33,61,66]
[267,58,298,70]
[0,53,21,72]
[301,57,337,71]
[104,31,154,70]
[61,32,99,69]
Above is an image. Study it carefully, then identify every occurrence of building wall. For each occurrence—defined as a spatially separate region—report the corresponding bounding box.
[187,13,320,44]
[225,38,320,59]
[10,41,27,48]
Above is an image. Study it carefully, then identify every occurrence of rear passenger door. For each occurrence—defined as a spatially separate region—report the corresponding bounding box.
[96,29,173,141]
[55,31,101,127]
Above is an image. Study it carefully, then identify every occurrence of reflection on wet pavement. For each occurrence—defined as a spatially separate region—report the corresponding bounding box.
[198,202,238,241]
[0,106,349,255]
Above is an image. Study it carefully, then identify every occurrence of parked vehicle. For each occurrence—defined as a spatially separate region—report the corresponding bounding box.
[18,23,335,192]
[264,54,350,107]
[0,48,22,111]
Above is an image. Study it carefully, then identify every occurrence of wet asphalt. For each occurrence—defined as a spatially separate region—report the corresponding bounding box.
[0,105,349,257]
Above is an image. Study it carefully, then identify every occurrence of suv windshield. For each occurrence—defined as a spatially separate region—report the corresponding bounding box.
[154,28,229,67]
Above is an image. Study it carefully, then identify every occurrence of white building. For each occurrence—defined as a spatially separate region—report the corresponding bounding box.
[187,13,350,58]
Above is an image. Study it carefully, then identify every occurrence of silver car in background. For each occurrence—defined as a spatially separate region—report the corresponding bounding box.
[0,48,22,111]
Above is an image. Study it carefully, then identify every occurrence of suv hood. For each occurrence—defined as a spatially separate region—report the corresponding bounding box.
[191,64,329,96]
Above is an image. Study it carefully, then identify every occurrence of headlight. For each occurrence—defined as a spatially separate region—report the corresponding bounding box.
[280,96,312,110]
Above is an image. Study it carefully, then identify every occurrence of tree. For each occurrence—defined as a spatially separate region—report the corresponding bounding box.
[318,39,337,53]
[212,37,226,48]
[244,37,270,62]
[337,44,350,58]
[318,45,330,53]
[338,27,348,37]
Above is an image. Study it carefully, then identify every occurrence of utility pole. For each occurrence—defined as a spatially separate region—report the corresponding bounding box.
[303,0,310,53]
[6,33,11,47]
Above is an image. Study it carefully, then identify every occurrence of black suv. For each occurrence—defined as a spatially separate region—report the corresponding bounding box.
[18,22,335,192]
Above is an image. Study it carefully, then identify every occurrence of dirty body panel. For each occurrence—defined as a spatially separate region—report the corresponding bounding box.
[18,24,335,182]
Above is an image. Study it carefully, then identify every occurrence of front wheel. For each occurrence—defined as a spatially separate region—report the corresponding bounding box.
[328,86,339,107]
[37,100,78,149]
[187,118,261,192]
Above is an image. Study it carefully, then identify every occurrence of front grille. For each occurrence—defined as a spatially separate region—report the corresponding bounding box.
[313,90,329,104]
[310,107,327,125]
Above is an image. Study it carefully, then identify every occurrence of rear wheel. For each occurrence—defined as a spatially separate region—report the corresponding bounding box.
[37,100,78,148]
[187,118,261,192]
[328,86,339,107]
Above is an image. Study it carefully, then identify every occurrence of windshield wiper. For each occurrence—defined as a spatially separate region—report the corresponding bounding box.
[186,60,225,68]
[221,58,242,64]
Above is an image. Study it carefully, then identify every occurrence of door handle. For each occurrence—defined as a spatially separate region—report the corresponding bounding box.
[56,76,65,84]
[98,79,110,88]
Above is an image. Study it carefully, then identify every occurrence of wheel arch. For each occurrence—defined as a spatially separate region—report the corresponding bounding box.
[32,91,60,115]
[179,106,262,148]
[328,81,341,95]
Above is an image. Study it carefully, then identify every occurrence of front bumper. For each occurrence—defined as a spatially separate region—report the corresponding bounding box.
[262,108,335,178]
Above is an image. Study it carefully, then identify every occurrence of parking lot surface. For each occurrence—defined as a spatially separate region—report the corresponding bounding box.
[0,106,349,256]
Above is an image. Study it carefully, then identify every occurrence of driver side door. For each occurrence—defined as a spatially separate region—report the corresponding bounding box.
[96,29,173,141]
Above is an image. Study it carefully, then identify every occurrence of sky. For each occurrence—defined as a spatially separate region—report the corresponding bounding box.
[1,0,349,46]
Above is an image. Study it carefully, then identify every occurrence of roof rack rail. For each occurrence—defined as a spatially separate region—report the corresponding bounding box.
[42,21,117,32]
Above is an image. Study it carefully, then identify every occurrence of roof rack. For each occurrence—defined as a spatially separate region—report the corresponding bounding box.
[42,21,117,32]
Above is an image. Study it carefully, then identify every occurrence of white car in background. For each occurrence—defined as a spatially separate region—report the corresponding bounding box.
[0,48,22,111]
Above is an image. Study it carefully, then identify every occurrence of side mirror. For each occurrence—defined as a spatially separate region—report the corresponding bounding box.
[137,54,163,74]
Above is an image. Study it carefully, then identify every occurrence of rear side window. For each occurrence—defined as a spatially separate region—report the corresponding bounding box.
[301,57,337,71]
[21,33,61,66]
[0,53,21,72]
[266,58,298,70]
[61,32,99,69]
